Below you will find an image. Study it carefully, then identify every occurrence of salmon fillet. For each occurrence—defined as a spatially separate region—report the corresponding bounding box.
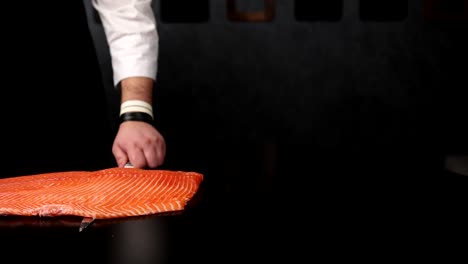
[0,167,203,230]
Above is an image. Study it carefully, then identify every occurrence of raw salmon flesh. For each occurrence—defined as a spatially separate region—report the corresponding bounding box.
[0,167,203,230]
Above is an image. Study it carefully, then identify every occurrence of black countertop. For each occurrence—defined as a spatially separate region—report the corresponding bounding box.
[1,141,467,262]
[0,142,335,263]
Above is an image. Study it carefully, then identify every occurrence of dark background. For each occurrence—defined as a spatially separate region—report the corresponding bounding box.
[84,0,468,258]
[86,0,468,159]
[1,1,467,262]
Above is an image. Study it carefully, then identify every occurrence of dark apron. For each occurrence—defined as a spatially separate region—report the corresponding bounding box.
[1,1,115,177]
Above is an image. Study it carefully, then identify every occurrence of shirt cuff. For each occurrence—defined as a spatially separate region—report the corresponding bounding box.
[109,31,158,86]
[112,56,158,87]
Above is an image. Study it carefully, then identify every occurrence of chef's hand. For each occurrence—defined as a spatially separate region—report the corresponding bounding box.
[112,121,166,169]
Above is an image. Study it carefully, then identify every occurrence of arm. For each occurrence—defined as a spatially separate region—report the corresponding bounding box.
[93,0,166,168]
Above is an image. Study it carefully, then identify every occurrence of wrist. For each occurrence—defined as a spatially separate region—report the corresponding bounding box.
[120,77,154,103]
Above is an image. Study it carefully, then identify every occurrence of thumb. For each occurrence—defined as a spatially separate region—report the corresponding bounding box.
[113,146,128,168]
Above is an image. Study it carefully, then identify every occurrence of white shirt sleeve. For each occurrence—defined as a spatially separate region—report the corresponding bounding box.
[92,0,158,87]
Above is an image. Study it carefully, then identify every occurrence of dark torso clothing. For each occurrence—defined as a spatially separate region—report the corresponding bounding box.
[1,1,115,177]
